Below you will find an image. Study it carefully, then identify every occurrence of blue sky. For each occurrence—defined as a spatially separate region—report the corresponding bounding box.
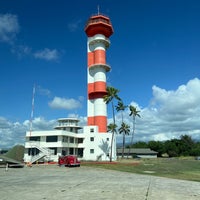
[1,0,200,148]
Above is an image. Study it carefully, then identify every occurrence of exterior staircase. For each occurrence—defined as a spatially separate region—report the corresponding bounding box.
[29,142,54,164]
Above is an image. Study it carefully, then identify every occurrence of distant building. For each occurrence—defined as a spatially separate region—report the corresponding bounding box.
[117,148,158,158]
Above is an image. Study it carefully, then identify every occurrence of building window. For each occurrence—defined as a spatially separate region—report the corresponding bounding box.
[69,137,74,143]
[69,148,74,154]
[90,149,94,154]
[90,137,94,142]
[28,148,39,156]
[78,148,83,157]
[62,136,68,142]
[62,150,66,156]
[46,136,58,142]
[78,138,83,143]
[49,147,57,155]
[90,128,94,133]
[107,138,109,141]
[29,136,40,141]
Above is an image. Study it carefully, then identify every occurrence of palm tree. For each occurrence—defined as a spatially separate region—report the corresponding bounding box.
[118,122,130,158]
[128,105,141,157]
[107,123,118,134]
[103,86,121,162]
[116,101,127,123]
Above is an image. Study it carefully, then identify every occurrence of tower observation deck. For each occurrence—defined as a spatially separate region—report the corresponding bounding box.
[85,15,113,37]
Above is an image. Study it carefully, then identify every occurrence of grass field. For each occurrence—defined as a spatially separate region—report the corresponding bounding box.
[82,158,200,182]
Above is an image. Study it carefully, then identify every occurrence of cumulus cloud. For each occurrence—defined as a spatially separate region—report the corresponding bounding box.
[151,78,200,122]
[34,48,60,61]
[48,96,82,110]
[0,13,19,43]
[0,117,27,148]
[0,117,57,149]
[116,78,200,143]
[28,117,56,131]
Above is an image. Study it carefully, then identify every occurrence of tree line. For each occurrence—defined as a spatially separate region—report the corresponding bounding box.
[129,134,200,157]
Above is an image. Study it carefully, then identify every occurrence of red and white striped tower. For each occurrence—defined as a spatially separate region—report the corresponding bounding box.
[85,14,114,133]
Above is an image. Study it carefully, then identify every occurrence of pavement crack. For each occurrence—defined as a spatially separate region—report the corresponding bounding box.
[145,177,151,200]
[69,179,91,189]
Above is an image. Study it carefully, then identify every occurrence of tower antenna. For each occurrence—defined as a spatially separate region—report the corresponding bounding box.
[29,84,36,136]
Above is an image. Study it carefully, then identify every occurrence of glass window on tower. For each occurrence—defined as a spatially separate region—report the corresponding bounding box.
[90,128,94,133]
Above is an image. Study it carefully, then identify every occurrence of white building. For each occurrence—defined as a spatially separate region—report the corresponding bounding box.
[24,118,116,163]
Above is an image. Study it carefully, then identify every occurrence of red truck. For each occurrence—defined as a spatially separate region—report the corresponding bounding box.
[58,155,80,167]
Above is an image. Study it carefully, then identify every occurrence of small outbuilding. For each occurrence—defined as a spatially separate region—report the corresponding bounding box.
[117,148,158,158]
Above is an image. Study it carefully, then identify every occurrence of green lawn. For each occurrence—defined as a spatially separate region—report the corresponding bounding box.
[82,158,200,182]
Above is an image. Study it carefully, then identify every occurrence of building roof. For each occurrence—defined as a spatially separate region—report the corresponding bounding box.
[57,118,79,122]
[117,148,158,155]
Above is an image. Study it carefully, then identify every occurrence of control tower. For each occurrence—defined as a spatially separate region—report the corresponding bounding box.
[85,14,114,133]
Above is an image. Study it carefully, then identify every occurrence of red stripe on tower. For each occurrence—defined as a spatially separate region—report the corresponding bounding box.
[85,14,114,133]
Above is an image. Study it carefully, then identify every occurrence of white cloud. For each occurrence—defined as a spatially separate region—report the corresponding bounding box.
[48,96,82,110]
[116,78,200,143]
[34,48,60,61]
[0,117,27,149]
[29,117,56,131]
[0,13,19,43]
[151,78,200,121]
[0,117,57,149]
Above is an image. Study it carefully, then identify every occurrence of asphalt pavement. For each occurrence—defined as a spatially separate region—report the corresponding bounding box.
[0,164,199,200]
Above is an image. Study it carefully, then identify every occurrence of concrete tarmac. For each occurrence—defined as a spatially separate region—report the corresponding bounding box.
[0,164,199,200]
